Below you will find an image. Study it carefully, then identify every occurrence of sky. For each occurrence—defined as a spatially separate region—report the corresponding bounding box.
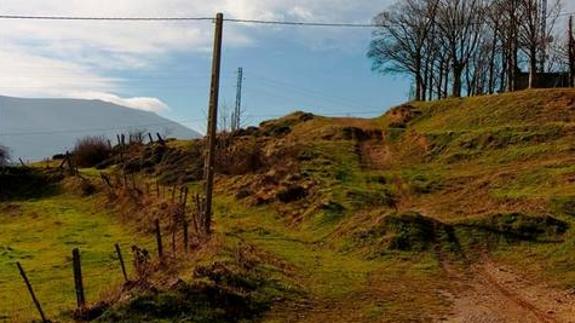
[0,0,573,133]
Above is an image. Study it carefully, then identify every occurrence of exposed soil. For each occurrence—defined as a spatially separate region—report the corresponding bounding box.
[442,257,575,323]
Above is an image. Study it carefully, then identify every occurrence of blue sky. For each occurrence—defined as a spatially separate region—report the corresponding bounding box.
[0,0,573,133]
[156,25,412,132]
[0,0,410,133]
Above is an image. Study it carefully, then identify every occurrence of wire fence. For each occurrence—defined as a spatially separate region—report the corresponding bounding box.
[0,241,144,321]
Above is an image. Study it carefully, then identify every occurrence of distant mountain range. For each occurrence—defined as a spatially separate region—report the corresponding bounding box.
[0,96,201,161]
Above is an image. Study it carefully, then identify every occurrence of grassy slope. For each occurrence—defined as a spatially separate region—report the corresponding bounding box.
[209,89,575,320]
[3,89,575,322]
[376,89,575,287]
[0,191,149,322]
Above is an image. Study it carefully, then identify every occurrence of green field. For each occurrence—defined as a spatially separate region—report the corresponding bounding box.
[0,193,149,322]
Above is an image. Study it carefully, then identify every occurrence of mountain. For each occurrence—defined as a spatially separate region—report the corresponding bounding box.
[0,95,200,161]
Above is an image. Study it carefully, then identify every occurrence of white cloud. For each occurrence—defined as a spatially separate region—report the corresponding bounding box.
[0,0,392,110]
[70,91,169,113]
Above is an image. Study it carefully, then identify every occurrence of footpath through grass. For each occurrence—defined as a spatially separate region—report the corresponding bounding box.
[214,195,450,322]
[0,193,149,322]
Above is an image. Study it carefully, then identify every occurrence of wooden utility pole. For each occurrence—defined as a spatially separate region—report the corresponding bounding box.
[203,13,224,235]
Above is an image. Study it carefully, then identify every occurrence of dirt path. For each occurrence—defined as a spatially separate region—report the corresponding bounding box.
[442,258,575,323]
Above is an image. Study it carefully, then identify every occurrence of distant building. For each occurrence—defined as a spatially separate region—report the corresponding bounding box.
[514,71,572,91]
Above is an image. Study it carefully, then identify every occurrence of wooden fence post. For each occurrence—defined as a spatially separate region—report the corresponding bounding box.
[16,262,49,323]
[115,243,129,283]
[183,219,189,253]
[171,216,177,257]
[72,248,86,309]
[155,219,163,259]
[156,133,165,145]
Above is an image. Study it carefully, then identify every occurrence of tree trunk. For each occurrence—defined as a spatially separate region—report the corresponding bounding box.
[453,63,463,97]
[428,61,434,100]
[437,56,445,99]
[500,47,507,93]
[528,46,538,88]
[414,62,422,101]
[488,28,498,94]
[444,62,450,98]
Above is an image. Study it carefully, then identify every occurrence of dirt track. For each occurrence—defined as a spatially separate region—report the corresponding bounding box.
[443,258,575,323]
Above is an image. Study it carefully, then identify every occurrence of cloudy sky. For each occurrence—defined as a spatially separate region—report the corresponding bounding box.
[0,0,573,133]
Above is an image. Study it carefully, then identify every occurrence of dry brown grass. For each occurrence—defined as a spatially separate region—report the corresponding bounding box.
[73,136,112,168]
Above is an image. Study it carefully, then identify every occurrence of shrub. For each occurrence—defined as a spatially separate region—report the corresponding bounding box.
[215,137,263,175]
[0,145,8,166]
[72,136,111,168]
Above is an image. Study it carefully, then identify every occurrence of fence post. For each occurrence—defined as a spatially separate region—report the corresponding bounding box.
[115,243,129,283]
[182,187,189,252]
[155,219,163,259]
[16,262,49,323]
[183,219,189,253]
[72,248,86,309]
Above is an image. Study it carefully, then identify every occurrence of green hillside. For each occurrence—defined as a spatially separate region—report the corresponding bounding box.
[2,89,575,322]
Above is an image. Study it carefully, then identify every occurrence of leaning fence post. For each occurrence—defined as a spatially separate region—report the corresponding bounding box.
[115,243,129,283]
[155,219,163,259]
[72,248,86,309]
[16,262,49,323]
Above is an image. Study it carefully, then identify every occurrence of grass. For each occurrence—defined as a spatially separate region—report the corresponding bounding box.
[0,193,150,322]
[214,194,450,321]
[6,89,575,321]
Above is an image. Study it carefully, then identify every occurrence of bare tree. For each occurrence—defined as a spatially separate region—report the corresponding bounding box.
[516,0,562,88]
[368,0,439,101]
[368,0,571,100]
[436,0,487,97]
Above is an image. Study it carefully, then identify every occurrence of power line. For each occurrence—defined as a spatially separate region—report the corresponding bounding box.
[247,71,383,111]
[0,13,572,26]
[0,15,213,21]
[0,14,377,27]
[225,18,377,28]
[0,14,376,27]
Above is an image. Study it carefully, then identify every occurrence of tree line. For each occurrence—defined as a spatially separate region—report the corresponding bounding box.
[368,0,573,101]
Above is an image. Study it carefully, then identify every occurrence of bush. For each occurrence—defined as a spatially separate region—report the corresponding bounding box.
[72,136,111,168]
[0,145,9,166]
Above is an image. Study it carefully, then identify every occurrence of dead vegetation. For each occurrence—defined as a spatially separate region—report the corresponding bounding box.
[72,136,112,168]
